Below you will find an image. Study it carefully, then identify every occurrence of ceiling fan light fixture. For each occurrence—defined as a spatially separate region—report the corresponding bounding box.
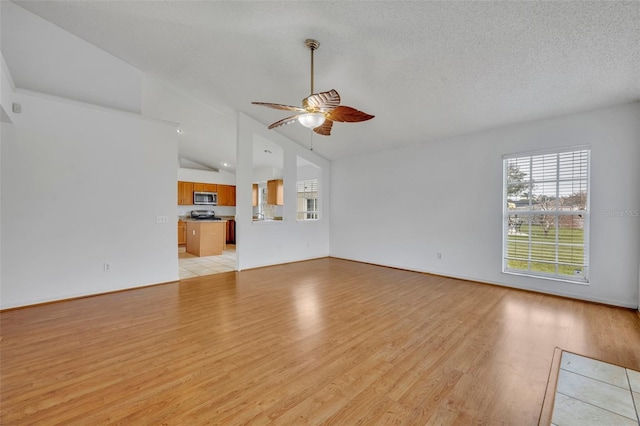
[252,38,373,136]
[297,113,325,129]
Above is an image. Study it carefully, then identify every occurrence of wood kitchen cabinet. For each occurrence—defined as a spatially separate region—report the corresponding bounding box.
[226,219,236,244]
[217,184,237,206]
[252,184,258,207]
[193,183,217,193]
[178,181,235,206]
[229,186,236,206]
[178,181,194,205]
[267,179,284,205]
[178,221,187,245]
[217,185,229,206]
[186,221,225,256]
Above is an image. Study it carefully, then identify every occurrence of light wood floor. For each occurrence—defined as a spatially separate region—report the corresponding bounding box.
[1,258,639,424]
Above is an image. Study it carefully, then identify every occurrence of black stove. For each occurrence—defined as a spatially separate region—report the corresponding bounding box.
[190,210,221,220]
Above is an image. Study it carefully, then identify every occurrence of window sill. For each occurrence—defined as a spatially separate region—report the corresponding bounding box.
[503,269,589,285]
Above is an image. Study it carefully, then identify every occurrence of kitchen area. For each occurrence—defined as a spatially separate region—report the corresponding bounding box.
[176,135,287,279]
[177,180,237,279]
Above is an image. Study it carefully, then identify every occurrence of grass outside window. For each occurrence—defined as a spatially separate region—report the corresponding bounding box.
[505,222,586,279]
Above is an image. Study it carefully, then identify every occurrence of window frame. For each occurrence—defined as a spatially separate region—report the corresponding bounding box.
[502,146,590,284]
[296,179,319,221]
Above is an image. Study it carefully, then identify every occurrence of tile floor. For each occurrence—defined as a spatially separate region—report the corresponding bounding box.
[551,351,640,425]
[178,244,236,279]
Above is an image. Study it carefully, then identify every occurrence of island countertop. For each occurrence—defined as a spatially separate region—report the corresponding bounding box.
[183,219,227,223]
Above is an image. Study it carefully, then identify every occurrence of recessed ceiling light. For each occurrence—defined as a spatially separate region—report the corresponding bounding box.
[222,162,229,167]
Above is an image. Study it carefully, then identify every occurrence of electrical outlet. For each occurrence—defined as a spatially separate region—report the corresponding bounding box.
[437,252,442,260]
[104,263,111,272]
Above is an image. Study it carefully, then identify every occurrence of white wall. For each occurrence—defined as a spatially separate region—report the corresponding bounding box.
[177,167,236,185]
[252,167,283,182]
[331,102,640,308]
[0,53,11,296]
[297,164,321,181]
[1,2,142,114]
[1,54,15,124]
[141,75,236,171]
[0,89,178,309]
[236,113,330,270]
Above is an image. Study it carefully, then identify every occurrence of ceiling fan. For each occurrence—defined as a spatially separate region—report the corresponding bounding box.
[252,39,374,136]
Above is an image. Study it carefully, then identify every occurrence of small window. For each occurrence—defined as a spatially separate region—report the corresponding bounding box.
[297,156,321,221]
[297,179,318,220]
[503,147,590,283]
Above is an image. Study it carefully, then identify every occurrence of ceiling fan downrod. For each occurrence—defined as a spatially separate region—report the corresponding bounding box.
[305,39,320,95]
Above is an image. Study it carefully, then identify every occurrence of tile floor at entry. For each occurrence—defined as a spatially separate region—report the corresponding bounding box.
[178,245,236,279]
[552,351,640,425]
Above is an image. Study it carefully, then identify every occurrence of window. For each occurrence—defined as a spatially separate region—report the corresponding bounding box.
[503,147,590,282]
[297,156,321,221]
[297,179,318,220]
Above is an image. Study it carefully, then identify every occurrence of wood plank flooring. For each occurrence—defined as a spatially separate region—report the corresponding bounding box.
[1,258,639,424]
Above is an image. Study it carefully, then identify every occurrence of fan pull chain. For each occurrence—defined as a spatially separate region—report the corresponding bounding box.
[309,130,314,151]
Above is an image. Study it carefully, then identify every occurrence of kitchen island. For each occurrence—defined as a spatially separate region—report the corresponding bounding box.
[185,220,227,257]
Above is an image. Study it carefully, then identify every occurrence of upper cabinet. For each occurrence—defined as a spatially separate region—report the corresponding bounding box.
[178,181,194,205]
[193,183,217,193]
[229,186,236,207]
[178,181,234,206]
[267,179,284,206]
[216,184,237,206]
[252,184,258,207]
[218,184,229,206]
[218,185,229,206]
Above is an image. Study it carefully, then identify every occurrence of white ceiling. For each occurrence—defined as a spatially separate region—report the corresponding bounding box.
[9,1,640,166]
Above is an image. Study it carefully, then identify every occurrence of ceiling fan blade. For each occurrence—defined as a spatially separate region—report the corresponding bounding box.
[326,105,375,123]
[268,115,301,129]
[252,102,306,112]
[313,119,333,136]
[303,89,341,112]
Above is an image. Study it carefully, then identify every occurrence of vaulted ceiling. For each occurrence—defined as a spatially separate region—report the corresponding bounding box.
[7,1,640,167]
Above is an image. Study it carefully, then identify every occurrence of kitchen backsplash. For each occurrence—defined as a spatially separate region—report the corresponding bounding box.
[178,205,236,219]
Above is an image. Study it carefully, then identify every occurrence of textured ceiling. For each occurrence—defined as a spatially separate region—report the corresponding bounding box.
[11,1,640,164]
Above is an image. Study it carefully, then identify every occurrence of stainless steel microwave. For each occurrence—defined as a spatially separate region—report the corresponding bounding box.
[193,191,217,205]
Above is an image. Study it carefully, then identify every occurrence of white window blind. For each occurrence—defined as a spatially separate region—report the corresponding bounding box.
[297,179,319,220]
[503,148,590,282]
